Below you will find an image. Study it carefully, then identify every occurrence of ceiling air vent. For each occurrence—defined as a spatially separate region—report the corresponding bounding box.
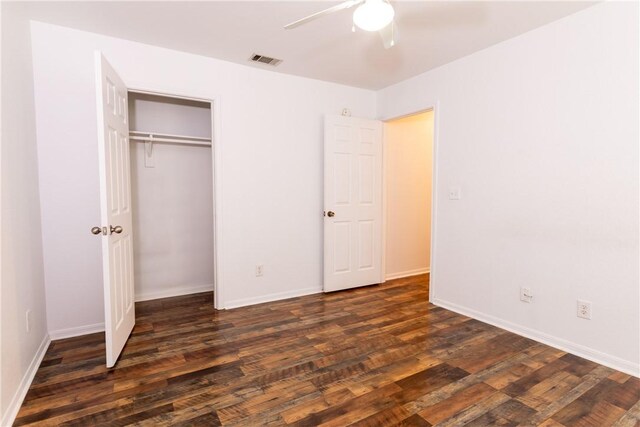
[250,53,283,66]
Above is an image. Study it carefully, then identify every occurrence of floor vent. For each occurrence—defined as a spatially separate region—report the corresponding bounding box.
[250,53,283,66]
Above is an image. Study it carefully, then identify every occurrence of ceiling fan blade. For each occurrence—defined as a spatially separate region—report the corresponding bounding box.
[379,19,398,49]
[284,0,363,30]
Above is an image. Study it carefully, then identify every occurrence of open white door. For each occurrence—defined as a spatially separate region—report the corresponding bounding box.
[94,52,135,367]
[324,115,383,292]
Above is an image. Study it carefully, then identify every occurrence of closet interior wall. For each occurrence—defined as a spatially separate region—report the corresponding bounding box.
[128,92,214,301]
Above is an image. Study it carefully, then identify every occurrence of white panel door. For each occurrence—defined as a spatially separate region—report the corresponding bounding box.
[94,52,135,367]
[324,115,383,292]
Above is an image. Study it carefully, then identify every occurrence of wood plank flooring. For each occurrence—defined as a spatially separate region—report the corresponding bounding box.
[15,275,640,426]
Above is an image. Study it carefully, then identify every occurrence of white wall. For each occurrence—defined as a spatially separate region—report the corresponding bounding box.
[384,111,433,280]
[0,5,49,425]
[129,94,214,301]
[30,22,376,335]
[378,2,639,375]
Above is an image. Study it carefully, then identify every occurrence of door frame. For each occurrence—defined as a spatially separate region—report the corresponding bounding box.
[126,83,224,309]
[381,103,439,302]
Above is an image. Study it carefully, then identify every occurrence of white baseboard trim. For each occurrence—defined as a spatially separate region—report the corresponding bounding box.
[135,283,214,302]
[49,286,214,341]
[225,287,322,310]
[431,297,640,377]
[1,334,50,427]
[385,267,430,281]
[49,322,105,340]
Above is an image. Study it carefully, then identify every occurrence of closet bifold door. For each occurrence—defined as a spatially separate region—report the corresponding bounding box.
[94,51,136,368]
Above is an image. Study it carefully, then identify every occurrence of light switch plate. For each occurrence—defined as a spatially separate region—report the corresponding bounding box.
[449,186,461,200]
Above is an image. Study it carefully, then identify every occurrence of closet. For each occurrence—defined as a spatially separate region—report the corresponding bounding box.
[127,92,214,302]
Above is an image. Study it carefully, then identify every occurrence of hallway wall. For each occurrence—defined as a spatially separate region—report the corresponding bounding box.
[384,111,433,280]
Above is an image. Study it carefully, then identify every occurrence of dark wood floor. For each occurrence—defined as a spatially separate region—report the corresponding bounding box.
[15,275,640,426]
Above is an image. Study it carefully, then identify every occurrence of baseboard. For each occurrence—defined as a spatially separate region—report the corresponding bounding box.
[135,283,214,302]
[49,322,105,340]
[1,334,50,427]
[225,286,322,310]
[431,297,640,377]
[48,286,214,340]
[385,267,430,281]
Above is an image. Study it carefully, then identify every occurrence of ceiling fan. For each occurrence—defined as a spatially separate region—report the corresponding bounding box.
[284,0,398,49]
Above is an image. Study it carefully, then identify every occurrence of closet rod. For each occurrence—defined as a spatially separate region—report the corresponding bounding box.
[130,135,211,147]
[130,130,211,142]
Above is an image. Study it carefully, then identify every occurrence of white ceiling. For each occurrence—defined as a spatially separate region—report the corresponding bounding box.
[17,1,596,90]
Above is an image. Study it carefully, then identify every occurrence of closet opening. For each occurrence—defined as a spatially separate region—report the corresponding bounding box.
[127,91,216,306]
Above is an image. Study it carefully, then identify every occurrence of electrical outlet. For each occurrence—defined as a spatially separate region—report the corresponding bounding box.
[256,264,264,277]
[577,300,592,320]
[26,309,31,333]
[520,287,533,303]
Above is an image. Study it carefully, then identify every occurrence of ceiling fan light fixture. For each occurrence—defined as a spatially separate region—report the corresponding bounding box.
[353,0,394,32]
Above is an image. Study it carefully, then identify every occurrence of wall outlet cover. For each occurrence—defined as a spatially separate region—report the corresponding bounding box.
[577,300,592,320]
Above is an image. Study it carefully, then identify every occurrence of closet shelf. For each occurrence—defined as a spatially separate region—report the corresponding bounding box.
[129,131,211,147]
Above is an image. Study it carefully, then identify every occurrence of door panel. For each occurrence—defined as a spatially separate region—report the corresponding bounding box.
[334,221,351,273]
[324,115,383,292]
[95,52,135,367]
[334,153,351,204]
[358,220,374,269]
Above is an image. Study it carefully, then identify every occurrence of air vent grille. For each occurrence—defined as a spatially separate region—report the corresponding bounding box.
[250,53,283,66]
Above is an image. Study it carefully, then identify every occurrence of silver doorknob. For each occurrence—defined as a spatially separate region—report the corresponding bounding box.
[327,211,335,217]
[91,226,103,235]
[110,225,123,234]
